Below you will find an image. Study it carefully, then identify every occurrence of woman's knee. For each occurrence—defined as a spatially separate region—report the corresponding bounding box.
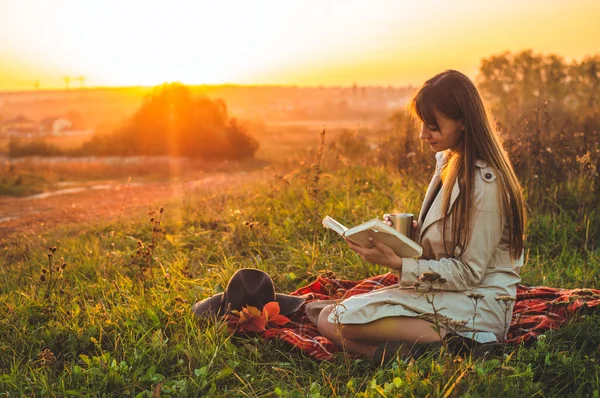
[316,304,336,337]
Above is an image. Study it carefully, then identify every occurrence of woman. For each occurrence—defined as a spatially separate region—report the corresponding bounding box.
[316,70,526,361]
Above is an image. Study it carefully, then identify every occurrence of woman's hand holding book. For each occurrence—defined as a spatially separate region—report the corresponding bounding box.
[345,235,403,271]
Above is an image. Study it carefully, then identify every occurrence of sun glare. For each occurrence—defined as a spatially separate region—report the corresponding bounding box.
[0,0,599,89]
[30,2,286,86]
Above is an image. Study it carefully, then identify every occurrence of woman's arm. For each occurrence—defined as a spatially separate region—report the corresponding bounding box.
[400,206,504,291]
[347,173,506,291]
[346,205,504,291]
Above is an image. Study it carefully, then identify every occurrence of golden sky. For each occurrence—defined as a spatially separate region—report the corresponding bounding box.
[0,0,599,91]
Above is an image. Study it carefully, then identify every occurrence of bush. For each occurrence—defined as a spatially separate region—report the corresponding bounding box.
[8,139,64,157]
[77,83,259,160]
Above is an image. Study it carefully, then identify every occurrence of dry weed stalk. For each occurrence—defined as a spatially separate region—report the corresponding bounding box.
[131,206,165,284]
[307,129,327,270]
[414,271,474,358]
[468,293,485,341]
[103,176,132,277]
[41,246,67,301]
[309,128,326,203]
[416,271,448,342]
[116,176,132,225]
[330,300,352,374]
[318,275,351,375]
[495,295,517,340]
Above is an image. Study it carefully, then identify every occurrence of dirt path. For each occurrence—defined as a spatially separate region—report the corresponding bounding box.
[0,169,268,243]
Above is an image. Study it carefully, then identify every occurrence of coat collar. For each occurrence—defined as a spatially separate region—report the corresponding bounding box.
[416,152,487,242]
[417,173,459,242]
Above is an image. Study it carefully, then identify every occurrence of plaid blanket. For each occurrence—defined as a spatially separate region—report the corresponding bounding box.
[259,273,600,361]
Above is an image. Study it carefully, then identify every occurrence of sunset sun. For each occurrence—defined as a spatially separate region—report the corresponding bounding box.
[1,0,598,90]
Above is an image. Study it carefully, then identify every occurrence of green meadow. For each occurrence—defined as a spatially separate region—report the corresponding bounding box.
[1,133,599,396]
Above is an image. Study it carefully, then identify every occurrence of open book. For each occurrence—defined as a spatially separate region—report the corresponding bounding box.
[322,216,423,258]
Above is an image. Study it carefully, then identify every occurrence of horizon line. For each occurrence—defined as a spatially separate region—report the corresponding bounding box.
[0,82,418,95]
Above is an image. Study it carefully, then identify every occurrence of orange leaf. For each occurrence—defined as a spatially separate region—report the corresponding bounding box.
[242,305,262,318]
[267,314,290,326]
[238,316,266,332]
[236,305,267,333]
[262,301,281,321]
[252,317,267,332]
[237,311,249,324]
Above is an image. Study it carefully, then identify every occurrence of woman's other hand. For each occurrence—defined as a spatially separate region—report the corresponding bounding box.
[345,236,403,271]
[383,214,418,240]
[383,213,393,226]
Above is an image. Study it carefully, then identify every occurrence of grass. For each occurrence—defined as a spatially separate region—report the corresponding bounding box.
[1,143,599,396]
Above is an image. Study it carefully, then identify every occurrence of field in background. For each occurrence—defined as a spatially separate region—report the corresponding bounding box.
[256,119,386,161]
[0,133,93,153]
[1,118,386,160]
[0,119,391,241]
[0,116,392,199]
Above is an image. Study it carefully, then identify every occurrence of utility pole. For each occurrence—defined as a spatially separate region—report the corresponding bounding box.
[64,76,85,89]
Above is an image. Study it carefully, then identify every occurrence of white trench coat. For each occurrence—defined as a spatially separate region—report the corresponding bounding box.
[329,151,523,341]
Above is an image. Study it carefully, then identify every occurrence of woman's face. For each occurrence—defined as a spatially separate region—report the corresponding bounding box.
[419,108,463,152]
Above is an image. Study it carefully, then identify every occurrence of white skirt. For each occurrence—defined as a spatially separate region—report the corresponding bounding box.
[326,284,514,342]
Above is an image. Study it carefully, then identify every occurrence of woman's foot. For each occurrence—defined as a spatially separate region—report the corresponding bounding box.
[444,332,505,359]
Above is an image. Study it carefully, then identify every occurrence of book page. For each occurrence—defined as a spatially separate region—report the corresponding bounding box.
[322,216,348,236]
[345,218,423,258]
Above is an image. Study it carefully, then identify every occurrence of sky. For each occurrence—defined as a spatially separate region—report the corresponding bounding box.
[0,0,599,91]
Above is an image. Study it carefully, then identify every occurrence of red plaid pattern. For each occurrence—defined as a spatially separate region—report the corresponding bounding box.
[258,273,600,361]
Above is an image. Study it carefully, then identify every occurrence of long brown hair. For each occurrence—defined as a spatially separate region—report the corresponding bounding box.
[409,70,525,261]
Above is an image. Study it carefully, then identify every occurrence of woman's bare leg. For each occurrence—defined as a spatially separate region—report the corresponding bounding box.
[336,338,380,358]
[339,317,445,344]
[317,304,445,358]
[317,305,379,356]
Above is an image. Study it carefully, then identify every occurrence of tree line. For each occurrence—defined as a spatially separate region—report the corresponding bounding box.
[8,83,259,160]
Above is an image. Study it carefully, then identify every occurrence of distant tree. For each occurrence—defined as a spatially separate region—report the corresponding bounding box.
[478,50,570,125]
[477,50,600,202]
[80,83,259,159]
[569,55,600,111]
